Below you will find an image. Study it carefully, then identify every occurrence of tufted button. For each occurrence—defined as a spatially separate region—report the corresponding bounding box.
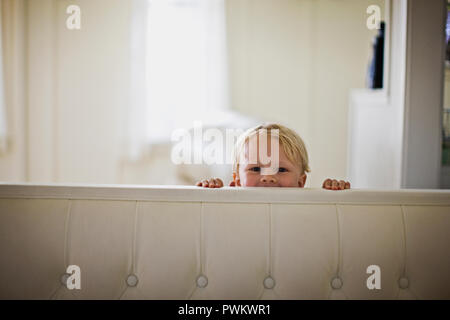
[126,274,139,287]
[398,277,409,289]
[263,276,275,289]
[60,273,70,287]
[331,277,343,289]
[196,275,208,288]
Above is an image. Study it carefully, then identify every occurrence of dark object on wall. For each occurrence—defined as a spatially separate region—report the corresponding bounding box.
[446,38,450,62]
[443,109,450,165]
[445,5,450,62]
[367,21,385,89]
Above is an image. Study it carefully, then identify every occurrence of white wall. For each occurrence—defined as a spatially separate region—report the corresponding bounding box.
[26,0,131,183]
[401,0,446,188]
[27,0,57,182]
[347,0,447,189]
[0,0,27,181]
[347,0,406,189]
[55,0,131,183]
[0,0,383,187]
[226,0,383,187]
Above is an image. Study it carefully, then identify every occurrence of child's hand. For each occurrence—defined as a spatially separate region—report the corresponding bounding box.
[195,178,224,188]
[322,178,350,190]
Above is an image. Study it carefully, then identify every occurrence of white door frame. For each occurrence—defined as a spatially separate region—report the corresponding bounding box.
[400,0,446,188]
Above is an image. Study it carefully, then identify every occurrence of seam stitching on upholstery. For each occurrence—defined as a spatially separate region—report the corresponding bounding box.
[397,205,408,300]
[330,204,348,299]
[269,203,273,276]
[49,285,61,300]
[268,203,274,300]
[187,202,204,300]
[259,203,273,300]
[119,201,139,300]
[133,201,139,275]
[63,199,72,269]
[52,199,72,300]
[335,204,342,277]
[118,286,128,300]
[200,201,204,275]
[187,285,197,300]
[400,205,407,277]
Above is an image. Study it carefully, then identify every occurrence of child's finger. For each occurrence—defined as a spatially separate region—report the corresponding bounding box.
[208,178,215,188]
[345,182,351,189]
[322,179,332,189]
[202,179,209,187]
[215,178,223,188]
[196,181,202,186]
[229,181,235,187]
[331,179,338,190]
[338,180,346,190]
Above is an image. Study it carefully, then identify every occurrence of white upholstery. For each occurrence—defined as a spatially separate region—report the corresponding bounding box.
[0,183,449,300]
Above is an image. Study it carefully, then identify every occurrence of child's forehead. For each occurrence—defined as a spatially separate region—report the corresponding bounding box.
[239,135,301,168]
[243,134,280,149]
[241,137,287,160]
[245,131,281,146]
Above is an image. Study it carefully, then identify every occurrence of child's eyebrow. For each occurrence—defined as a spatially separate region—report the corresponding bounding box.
[243,159,295,167]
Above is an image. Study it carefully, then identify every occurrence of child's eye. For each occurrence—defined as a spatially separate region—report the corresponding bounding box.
[249,167,261,172]
[278,167,288,172]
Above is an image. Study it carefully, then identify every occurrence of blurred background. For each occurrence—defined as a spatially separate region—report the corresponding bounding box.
[0,0,447,188]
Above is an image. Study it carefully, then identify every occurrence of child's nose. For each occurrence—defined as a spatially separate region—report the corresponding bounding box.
[261,175,277,184]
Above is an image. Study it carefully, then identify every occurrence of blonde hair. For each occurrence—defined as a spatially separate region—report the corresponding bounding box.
[233,123,310,176]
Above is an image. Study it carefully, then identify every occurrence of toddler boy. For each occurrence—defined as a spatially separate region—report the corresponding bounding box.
[196,123,350,190]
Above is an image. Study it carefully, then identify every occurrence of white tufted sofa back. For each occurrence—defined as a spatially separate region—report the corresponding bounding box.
[1,184,450,299]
